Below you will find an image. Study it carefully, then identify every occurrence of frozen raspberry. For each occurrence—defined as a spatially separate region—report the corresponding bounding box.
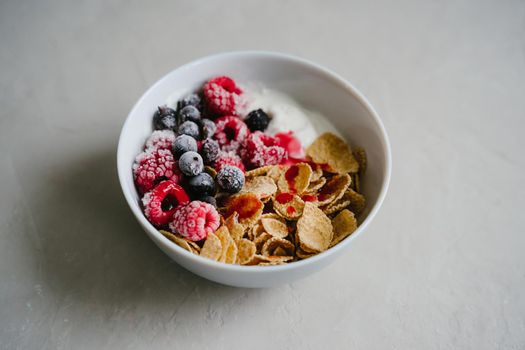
[214,151,245,172]
[145,130,176,151]
[142,180,190,227]
[133,148,181,194]
[203,76,242,117]
[169,201,221,241]
[214,116,249,152]
[240,131,288,168]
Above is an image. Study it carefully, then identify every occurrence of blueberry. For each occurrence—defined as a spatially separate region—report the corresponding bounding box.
[197,195,217,208]
[177,93,201,110]
[216,166,245,193]
[153,106,177,130]
[200,138,220,164]
[178,151,204,176]
[172,135,197,158]
[245,109,270,132]
[178,105,201,124]
[187,173,216,196]
[178,121,200,139]
[199,118,217,139]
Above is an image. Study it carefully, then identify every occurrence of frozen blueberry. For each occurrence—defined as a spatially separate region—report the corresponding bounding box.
[178,105,201,124]
[153,106,177,130]
[197,195,217,208]
[200,138,220,164]
[178,121,200,139]
[177,93,201,110]
[187,173,216,196]
[216,166,244,193]
[172,134,197,158]
[245,109,270,132]
[178,151,204,176]
[199,118,217,139]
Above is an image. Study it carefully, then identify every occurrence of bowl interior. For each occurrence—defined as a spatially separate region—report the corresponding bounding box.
[117,52,390,276]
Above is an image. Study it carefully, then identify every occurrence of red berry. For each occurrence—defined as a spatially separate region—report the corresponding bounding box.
[133,148,181,194]
[214,151,245,172]
[240,131,288,168]
[145,130,176,151]
[203,76,242,117]
[169,201,221,241]
[214,116,250,152]
[142,180,190,227]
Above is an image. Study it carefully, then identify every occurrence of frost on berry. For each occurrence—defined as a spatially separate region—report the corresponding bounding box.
[145,130,176,151]
[133,148,180,194]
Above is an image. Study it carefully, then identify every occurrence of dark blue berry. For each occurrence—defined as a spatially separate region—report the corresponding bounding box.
[178,121,200,139]
[245,109,270,132]
[178,105,201,124]
[187,173,216,196]
[200,139,220,164]
[216,166,245,193]
[177,93,201,110]
[172,135,197,158]
[199,118,216,139]
[197,195,217,208]
[178,151,204,176]
[153,106,177,130]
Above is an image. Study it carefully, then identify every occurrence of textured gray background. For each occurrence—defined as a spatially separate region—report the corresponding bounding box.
[1,0,524,349]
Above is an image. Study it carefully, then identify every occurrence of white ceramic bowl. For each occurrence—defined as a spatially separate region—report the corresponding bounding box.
[117,51,391,288]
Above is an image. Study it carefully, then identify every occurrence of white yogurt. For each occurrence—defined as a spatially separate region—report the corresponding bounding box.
[166,83,339,148]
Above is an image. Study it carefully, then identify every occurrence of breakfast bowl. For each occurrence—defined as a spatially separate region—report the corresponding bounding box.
[117,51,391,288]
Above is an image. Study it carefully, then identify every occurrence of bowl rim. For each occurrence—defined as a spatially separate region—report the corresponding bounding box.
[117,50,392,272]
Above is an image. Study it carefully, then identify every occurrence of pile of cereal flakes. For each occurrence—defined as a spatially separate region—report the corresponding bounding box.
[133,76,368,266]
[161,132,367,265]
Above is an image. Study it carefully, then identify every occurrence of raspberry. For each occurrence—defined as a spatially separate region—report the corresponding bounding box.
[169,201,221,241]
[145,130,176,151]
[133,148,181,194]
[240,131,288,168]
[214,151,245,172]
[203,76,242,117]
[214,116,249,152]
[142,180,190,227]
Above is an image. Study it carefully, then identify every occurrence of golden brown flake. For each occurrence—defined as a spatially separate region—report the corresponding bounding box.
[261,217,289,238]
[306,132,359,174]
[200,232,222,261]
[296,202,333,253]
[330,209,358,247]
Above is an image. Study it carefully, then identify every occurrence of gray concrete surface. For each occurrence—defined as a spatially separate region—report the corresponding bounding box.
[0,0,524,349]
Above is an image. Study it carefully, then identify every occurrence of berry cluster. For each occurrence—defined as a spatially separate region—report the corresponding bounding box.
[133,76,303,243]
